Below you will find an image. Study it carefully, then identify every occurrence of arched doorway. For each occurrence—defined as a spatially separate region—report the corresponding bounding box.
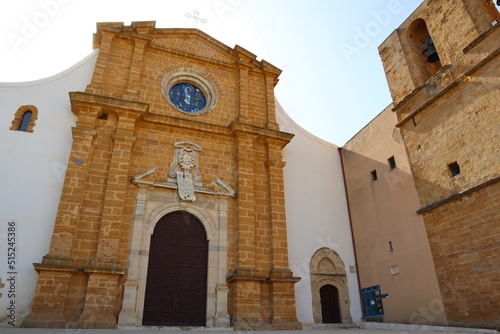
[142,211,208,326]
[320,284,341,323]
[310,248,353,324]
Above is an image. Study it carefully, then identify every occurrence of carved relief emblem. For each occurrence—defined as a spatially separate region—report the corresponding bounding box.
[169,142,202,201]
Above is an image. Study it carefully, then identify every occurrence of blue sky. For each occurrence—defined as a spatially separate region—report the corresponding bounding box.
[4,0,492,145]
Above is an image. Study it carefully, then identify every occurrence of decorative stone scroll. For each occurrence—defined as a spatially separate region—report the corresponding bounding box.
[168,141,202,201]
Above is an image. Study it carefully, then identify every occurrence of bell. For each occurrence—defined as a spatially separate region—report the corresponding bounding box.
[425,44,440,63]
[422,43,440,63]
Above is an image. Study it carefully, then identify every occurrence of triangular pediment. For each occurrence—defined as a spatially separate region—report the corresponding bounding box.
[151,28,239,65]
[93,21,276,70]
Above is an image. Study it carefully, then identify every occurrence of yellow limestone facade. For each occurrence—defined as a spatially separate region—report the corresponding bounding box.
[21,22,301,330]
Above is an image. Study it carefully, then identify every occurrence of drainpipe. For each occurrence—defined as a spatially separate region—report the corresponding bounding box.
[338,146,365,321]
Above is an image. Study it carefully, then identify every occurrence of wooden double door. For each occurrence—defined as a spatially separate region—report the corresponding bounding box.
[143,211,208,326]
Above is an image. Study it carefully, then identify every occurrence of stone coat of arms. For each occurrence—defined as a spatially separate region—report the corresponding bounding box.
[168,142,202,201]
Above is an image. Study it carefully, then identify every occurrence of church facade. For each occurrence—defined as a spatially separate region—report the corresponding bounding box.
[15,22,306,330]
[0,0,498,330]
[1,22,361,329]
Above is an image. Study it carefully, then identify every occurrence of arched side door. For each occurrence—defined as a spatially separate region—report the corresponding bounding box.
[143,211,208,326]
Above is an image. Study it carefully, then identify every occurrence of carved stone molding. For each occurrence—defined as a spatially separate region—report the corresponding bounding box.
[310,247,353,325]
[119,165,234,328]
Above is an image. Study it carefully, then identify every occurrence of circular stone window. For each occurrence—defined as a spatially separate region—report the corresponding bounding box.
[162,68,218,116]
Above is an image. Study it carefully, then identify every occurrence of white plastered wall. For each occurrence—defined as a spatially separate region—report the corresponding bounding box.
[276,101,362,326]
[0,50,98,326]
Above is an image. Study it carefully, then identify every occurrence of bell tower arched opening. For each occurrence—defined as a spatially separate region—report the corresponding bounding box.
[408,18,442,83]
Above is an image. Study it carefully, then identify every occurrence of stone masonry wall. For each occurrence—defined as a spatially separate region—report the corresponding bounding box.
[421,180,499,329]
[379,0,500,329]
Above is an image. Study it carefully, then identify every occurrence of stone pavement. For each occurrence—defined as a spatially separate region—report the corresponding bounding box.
[0,323,497,334]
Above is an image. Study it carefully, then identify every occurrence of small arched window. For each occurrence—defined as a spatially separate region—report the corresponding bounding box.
[18,111,33,131]
[10,105,38,133]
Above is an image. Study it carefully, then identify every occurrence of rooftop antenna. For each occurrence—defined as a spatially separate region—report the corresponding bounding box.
[185,11,207,28]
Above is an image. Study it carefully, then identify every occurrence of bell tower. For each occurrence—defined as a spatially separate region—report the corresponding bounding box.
[379,0,499,329]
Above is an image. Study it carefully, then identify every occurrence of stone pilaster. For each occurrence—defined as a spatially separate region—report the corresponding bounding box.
[75,267,125,328]
[123,35,150,100]
[268,276,302,330]
[229,132,265,329]
[96,133,136,259]
[22,256,77,327]
[263,69,280,130]
[236,63,250,123]
[50,126,97,256]
[266,139,301,330]
[233,134,257,270]
[118,184,149,326]
[215,199,230,327]
[86,29,115,95]
[76,132,135,328]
